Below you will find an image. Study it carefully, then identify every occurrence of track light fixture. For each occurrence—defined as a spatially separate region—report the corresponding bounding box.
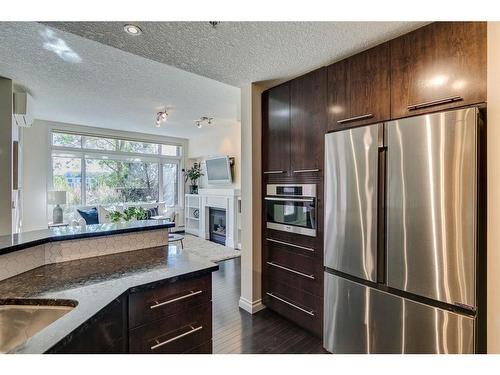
[194,116,214,129]
[155,108,168,128]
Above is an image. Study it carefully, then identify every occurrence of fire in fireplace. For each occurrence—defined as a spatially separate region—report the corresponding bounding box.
[209,208,226,245]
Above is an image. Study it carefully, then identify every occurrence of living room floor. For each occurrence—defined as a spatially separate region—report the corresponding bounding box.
[212,257,327,354]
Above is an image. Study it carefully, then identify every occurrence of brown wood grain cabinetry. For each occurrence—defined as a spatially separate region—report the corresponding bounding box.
[262,83,291,177]
[327,43,390,130]
[390,22,487,118]
[290,68,327,176]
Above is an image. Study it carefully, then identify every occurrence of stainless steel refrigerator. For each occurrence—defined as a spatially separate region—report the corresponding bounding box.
[323,107,484,354]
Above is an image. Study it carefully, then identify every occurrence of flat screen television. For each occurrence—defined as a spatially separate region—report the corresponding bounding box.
[206,156,233,185]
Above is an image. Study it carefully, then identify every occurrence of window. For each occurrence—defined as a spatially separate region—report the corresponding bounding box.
[50,131,182,208]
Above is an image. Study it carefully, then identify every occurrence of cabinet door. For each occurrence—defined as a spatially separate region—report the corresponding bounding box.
[347,43,390,127]
[327,44,390,130]
[391,22,486,118]
[290,68,327,176]
[327,59,348,130]
[262,83,290,177]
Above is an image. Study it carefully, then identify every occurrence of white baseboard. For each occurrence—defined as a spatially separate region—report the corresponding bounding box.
[238,296,266,314]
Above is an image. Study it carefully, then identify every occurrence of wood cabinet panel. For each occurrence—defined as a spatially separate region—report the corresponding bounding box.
[327,43,390,130]
[290,67,327,176]
[129,275,211,329]
[129,303,212,354]
[347,43,391,126]
[391,22,486,118]
[262,83,291,177]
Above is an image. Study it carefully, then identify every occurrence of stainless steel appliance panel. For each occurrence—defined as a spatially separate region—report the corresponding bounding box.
[324,273,475,354]
[324,125,379,282]
[386,108,477,308]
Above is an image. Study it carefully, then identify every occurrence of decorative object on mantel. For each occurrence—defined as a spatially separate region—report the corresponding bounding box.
[192,208,199,219]
[194,116,214,129]
[155,108,168,128]
[183,163,204,194]
[47,191,67,224]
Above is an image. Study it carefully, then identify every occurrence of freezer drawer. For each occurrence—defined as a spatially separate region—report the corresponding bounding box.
[386,108,477,308]
[324,125,379,282]
[324,272,475,354]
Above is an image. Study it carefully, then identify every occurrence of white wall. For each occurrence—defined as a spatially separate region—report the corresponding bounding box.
[487,21,500,354]
[21,119,189,232]
[0,77,13,235]
[187,121,241,188]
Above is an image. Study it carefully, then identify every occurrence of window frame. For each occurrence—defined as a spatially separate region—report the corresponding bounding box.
[48,128,184,208]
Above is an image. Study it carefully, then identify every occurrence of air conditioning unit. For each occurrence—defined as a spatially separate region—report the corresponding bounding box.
[13,92,34,128]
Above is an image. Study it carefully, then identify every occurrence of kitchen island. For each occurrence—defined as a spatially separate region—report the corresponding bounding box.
[0,221,219,353]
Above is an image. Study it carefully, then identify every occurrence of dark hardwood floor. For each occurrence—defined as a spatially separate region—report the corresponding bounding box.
[212,257,328,354]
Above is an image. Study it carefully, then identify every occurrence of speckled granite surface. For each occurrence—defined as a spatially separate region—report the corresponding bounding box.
[0,220,174,255]
[0,245,218,353]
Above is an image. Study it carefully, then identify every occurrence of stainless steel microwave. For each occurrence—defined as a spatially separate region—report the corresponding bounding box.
[264,184,317,237]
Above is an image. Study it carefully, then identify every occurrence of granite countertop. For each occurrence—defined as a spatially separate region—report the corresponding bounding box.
[0,245,219,353]
[0,220,174,256]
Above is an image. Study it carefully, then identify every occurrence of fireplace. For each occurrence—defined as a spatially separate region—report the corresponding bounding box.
[209,208,226,245]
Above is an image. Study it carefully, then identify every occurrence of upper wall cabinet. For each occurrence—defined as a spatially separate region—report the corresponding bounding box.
[391,22,487,118]
[327,42,391,130]
[262,83,291,177]
[290,67,327,176]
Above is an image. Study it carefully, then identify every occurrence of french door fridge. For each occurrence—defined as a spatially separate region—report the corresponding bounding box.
[323,108,481,354]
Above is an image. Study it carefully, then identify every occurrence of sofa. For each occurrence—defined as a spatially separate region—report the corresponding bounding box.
[71,202,177,227]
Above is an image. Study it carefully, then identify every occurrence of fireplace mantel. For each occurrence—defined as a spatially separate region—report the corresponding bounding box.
[198,188,240,249]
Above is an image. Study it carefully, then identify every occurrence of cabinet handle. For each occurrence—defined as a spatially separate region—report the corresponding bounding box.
[150,325,203,350]
[150,290,203,309]
[266,261,315,280]
[293,169,320,174]
[266,238,315,253]
[266,292,315,316]
[264,170,285,175]
[337,113,374,124]
[407,96,463,111]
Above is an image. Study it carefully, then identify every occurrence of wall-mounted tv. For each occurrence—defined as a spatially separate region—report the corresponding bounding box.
[206,156,233,185]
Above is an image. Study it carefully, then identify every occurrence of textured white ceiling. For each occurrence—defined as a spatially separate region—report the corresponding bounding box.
[0,22,240,140]
[44,21,426,86]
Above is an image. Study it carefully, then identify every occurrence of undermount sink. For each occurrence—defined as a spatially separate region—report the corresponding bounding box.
[0,300,76,353]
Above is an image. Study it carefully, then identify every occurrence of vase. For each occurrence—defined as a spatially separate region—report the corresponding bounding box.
[190,185,199,194]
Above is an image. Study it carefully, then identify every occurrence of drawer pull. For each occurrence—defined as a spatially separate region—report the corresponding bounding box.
[266,238,315,253]
[264,170,285,175]
[150,325,203,350]
[337,113,374,124]
[150,290,203,309]
[266,261,315,280]
[407,96,463,111]
[293,169,320,174]
[266,292,315,316]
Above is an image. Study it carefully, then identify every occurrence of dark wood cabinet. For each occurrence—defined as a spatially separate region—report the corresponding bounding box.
[327,43,390,130]
[262,83,291,177]
[49,274,213,354]
[290,68,327,176]
[391,22,487,118]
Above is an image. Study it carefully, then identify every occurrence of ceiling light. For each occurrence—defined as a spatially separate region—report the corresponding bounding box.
[124,24,142,35]
[194,116,214,129]
[209,22,220,29]
[155,108,168,128]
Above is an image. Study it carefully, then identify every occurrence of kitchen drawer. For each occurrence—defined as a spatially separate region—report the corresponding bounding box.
[129,303,212,354]
[129,275,211,329]
[264,280,322,337]
[265,237,319,258]
[265,263,323,297]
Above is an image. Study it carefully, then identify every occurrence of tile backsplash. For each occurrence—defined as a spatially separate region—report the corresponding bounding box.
[0,229,168,281]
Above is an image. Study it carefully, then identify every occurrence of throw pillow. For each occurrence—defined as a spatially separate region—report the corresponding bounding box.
[77,207,99,225]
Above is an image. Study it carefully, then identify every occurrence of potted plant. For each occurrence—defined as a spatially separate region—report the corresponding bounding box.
[184,163,203,194]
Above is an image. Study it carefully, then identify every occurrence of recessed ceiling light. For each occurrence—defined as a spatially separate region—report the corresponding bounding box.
[123,24,142,36]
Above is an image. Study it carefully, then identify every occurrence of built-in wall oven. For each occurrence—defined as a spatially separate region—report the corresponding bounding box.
[265,184,317,237]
